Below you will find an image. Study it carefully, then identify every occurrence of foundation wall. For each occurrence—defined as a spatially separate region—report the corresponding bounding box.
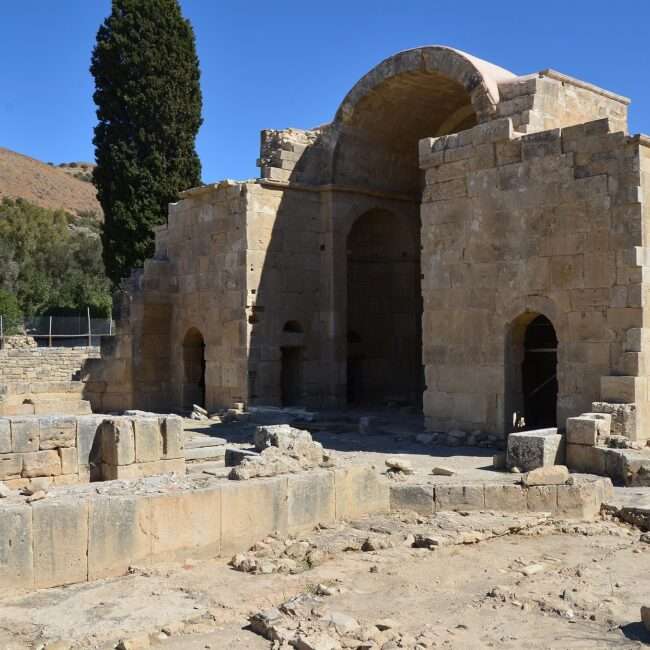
[419,117,646,436]
[0,465,613,594]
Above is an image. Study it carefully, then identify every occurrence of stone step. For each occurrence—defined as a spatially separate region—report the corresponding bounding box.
[0,397,92,416]
[184,445,227,462]
[185,460,226,476]
[184,435,227,450]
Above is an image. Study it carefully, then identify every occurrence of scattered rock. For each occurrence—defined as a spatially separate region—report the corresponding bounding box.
[522,465,570,487]
[415,433,434,444]
[294,633,340,650]
[359,416,377,434]
[432,466,455,476]
[492,452,506,470]
[375,619,399,631]
[385,458,414,474]
[21,477,50,495]
[641,605,650,632]
[521,563,545,577]
[446,430,467,446]
[0,482,11,498]
[510,466,521,474]
[640,533,650,544]
[116,635,150,650]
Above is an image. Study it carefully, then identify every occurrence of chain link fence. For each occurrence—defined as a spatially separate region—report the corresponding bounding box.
[0,311,116,348]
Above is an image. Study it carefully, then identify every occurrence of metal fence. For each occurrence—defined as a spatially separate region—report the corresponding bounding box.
[0,309,116,348]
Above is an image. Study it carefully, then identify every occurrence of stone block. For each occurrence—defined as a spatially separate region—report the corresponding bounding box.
[225,447,259,466]
[220,476,288,555]
[11,417,38,452]
[288,470,335,533]
[557,479,602,520]
[600,376,645,404]
[506,429,564,472]
[0,419,10,454]
[566,443,607,475]
[526,485,558,512]
[59,447,78,475]
[484,483,527,512]
[22,450,61,478]
[101,418,135,466]
[146,488,221,561]
[0,504,34,593]
[32,497,89,588]
[76,415,104,467]
[0,453,22,480]
[38,416,76,450]
[333,466,390,520]
[592,402,636,438]
[161,416,183,459]
[134,418,162,463]
[88,494,151,580]
[389,484,435,515]
[523,465,569,486]
[435,484,485,511]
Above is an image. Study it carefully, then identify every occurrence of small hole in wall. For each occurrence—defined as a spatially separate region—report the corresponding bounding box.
[320,244,325,251]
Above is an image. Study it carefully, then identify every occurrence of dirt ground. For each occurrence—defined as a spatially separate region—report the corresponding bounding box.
[2,508,650,650]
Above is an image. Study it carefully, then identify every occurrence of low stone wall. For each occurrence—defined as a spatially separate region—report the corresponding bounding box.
[0,465,387,593]
[0,345,100,383]
[0,414,184,490]
[389,474,612,520]
[0,462,614,594]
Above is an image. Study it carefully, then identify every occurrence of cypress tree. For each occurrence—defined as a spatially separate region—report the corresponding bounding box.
[91,0,203,285]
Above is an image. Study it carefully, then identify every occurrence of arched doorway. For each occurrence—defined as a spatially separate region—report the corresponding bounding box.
[506,313,558,431]
[182,328,205,410]
[346,208,422,406]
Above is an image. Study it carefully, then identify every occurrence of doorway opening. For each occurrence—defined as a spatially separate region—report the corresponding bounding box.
[182,327,205,410]
[281,346,303,406]
[506,313,558,431]
[346,208,422,407]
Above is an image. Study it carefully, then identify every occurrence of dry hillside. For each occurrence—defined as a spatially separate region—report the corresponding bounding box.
[0,147,102,219]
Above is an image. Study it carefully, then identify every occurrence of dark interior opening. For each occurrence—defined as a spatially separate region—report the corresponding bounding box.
[281,346,303,406]
[522,315,558,429]
[183,327,206,410]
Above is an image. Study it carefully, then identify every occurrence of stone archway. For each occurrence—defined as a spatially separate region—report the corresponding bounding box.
[346,208,422,406]
[182,327,205,410]
[506,313,558,432]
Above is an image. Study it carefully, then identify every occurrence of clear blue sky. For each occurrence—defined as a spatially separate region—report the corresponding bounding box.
[0,1,648,184]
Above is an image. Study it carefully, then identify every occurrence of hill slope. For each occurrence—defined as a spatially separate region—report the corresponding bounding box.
[0,147,102,219]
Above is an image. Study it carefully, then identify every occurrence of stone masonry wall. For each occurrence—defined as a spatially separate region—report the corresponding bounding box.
[419,116,646,437]
[0,414,184,490]
[497,71,629,135]
[0,346,99,384]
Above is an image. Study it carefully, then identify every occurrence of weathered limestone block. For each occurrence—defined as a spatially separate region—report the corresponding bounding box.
[484,483,527,511]
[147,488,221,561]
[101,458,185,481]
[389,484,435,515]
[0,454,21,480]
[526,485,558,512]
[161,416,184,459]
[592,402,636,438]
[566,443,607,475]
[287,470,335,533]
[101,418,135,466]
[566,415,610,446]
[254,424,312,452]
[32,497,89,588]
[76,415,104,467]
[0,419,10,454]
[600,376,645,404]
[220,476,288,555]
[11,418,38,452]
[507,429,564,472]
[88,494,151,580]
[38,416,76,450]
[333,466,389,520]
[0,503,33,592]
[133,418,162,463]
[523,465,569,486]
[59,447,78,475]
[22,450,61,478]
[556,479,602,519]
[434,484,485,511]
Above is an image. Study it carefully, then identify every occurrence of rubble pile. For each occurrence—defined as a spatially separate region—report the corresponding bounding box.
[228,424,334,480]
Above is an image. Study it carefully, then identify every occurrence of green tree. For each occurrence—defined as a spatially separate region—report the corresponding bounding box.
[0,198,112,317]
[0,289,23,335]
[91,0,203,285]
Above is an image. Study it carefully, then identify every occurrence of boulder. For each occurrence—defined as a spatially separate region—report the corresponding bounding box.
[522,465,570,487]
